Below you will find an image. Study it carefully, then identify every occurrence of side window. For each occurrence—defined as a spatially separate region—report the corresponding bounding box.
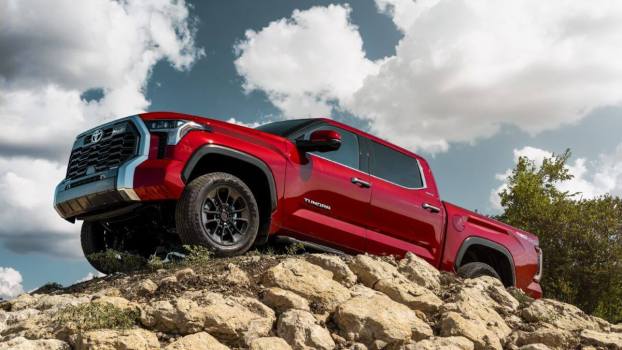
[370,141,424,188]
[296,125,360,169]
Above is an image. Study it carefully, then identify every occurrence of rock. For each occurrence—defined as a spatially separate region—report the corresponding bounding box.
[136,279,158,295]
[33,294,91,311]
[410,336,474,350]
[0,337,69,350]
[93,288,122,297]
[580,329,622,349]
[398,252,441,292]
[277,309,335,350]
[518,345,551,350]
[0,310,52,340]
[521,299,602,332]
[348,255,442,315]
[74,328,159,350]
[613,324,622,333]
[334,293,432,347]
[142,291,275,345]
[8,294,37,311]
[261,287,310,313]
[175,268,196,281]
[249,337,293,350]
[459,276,519,313]
[514,325,575,349]
[221,263,251,286]
[440,311,502,350]
[164,332,229,350]
[306,254,357,287]
[159,276,178,285]
[92,296,140,311]
[262,259,351,311]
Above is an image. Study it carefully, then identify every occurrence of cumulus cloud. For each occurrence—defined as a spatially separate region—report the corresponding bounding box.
[490,145,622,211]
[0,0,203,257]
[0,267,24,300]
[235,1,622,153]
[234,4,380,118]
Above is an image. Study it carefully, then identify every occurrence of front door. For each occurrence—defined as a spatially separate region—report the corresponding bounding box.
[282,124,371,252]
[365,140,445,264]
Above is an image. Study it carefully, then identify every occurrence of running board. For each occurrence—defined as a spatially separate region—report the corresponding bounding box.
[273,236,346,255]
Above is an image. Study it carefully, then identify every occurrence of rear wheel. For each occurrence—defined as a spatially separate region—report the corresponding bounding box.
[175,172,260,256]
[457,262,501,281]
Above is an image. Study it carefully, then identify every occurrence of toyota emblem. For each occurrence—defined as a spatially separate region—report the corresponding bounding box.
[91,129,103,143]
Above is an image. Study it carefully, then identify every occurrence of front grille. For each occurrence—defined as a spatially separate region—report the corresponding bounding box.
[66,122,139,180]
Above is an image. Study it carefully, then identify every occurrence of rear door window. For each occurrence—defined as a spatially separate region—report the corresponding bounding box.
[370,141,424,188]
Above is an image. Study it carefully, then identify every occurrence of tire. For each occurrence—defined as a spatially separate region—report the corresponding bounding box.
[81,221,116,274]
[175,172,260,257]
[457,262,501,281]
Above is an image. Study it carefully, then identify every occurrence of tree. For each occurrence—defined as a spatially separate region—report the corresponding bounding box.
[496,150,622,323]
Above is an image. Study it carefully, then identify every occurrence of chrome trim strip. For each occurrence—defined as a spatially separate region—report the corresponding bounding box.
[116,115,150,190]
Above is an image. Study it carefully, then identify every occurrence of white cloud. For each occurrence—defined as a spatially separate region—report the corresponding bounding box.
[234,4,380,118]
[75,271,106,284]
[0,267,24,300]
[235,1,622,153]
[490,145,622,211]
[225,118,268,129]
[0,0,203,257]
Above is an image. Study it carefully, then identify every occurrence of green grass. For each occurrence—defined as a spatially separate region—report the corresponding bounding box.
[54,303,139,331]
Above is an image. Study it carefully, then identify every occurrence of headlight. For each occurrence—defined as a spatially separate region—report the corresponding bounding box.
[146,119,209,145]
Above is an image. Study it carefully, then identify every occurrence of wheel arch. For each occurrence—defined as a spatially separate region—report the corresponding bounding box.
[455,236,516,287]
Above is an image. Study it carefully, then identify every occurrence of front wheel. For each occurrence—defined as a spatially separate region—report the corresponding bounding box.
[175,172,260,257]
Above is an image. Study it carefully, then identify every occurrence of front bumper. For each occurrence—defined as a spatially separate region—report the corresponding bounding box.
[54,115,150,221]
[525,280,543,299]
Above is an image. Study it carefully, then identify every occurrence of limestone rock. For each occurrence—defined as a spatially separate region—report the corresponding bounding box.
[277,309,334,350]
[580,329,622,349]
[164,332,229,350]
[521,299,602,332]
[74,328,159,350]
[221,263,250,286]
[398,252,441,292]
[136,279,158,295]
[440,311,502,350]
[514,325,575,349]
[410,336,474,350]
[249,337,293,350]
[92,296,140,311]
[306,254,357,287]
[8,294,38,311]
[334,293,432,347]
[0,337,69,350]
[348,255,442,315]
[140,298,205,334]
[262,259,350,311]
[261,287,310,313]
[175,268,196,281]
[518,345,551,350]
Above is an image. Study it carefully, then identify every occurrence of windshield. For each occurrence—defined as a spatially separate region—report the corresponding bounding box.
[255,119,319,137]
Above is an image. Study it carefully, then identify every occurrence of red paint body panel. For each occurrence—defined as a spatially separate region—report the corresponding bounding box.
[131,112,542,297]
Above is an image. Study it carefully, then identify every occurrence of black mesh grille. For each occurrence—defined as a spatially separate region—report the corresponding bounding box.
[66,122,139,180]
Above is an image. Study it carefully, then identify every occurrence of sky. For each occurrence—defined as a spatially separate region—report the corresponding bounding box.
[1,0,622,296]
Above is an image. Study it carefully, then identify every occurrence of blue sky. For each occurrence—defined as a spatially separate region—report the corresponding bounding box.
[1,0,621,295]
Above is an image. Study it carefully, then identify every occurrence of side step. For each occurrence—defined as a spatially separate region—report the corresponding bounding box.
[273,236,346,255]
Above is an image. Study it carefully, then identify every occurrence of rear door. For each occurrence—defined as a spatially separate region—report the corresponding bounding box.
[282,123,371,252]
[365,140,445,263]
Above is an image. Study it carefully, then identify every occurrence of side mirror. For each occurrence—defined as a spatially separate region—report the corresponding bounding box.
[296,129,342,153]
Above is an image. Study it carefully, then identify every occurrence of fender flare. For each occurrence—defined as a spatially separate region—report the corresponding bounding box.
[455,236,516,286]
[182,144,278,212]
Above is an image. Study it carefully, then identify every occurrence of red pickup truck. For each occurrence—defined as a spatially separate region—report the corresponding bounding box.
[54,112,542,297]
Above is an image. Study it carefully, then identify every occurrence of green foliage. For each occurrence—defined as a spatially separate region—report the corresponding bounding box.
[54,303,139,331]
[182,244,213,265]
[87,250,147,273]
[497,149,622,323]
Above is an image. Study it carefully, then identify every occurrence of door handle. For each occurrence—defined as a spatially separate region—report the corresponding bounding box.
[422,203,441,213]
[351,177,371,188]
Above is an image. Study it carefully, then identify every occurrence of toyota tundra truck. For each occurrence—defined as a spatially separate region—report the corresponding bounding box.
[53,112,543,297]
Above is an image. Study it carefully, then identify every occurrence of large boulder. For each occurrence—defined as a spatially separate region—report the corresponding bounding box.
[0,337,69,350]
[74,328,159,350]
[249,337,293,350]
[306,254,357,287]
[398,252,442,292]
[261,288,310,313]
[261,259,350,311]
[277,309,335,350]
[409,336,474,350]
[334,292,433,347]
[521,299,602,332]
[580,329,622,349]
[348,255,442,315]
[513,325,576,349]
[141,291,275,345]
[440,311,502,350]
[164,332,229,350]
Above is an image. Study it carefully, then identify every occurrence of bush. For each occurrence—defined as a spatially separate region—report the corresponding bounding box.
[496,150,622,323]
[87,250,147,273]
[54,303,139,331]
